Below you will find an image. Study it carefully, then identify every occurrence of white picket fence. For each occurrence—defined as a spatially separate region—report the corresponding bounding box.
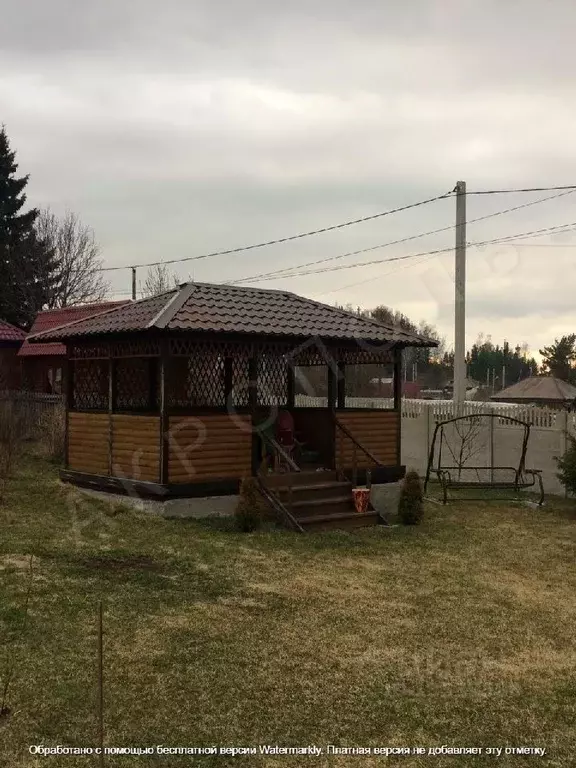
[294,395,571,496]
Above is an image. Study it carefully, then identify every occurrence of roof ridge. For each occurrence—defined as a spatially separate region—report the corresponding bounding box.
[148,283,196,328]
[184,281,433,342]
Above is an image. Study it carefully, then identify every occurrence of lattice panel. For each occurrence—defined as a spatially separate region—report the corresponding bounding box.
[73,360,108,410]
[167,354,225,407]
[115,358,157,410]
[337,345,395,364]
[112,340,160,358]
[231,357,249,407]
[257,354,288,406]
[168,336,396,365]
[70,343,110,360]
[169,337,252,359]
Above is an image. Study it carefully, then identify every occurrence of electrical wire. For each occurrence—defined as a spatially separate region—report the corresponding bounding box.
[103,220,576,300]
[228,188,576,285]
[468,185,576,195]
[96,190,453,273]
[242,221,576,282]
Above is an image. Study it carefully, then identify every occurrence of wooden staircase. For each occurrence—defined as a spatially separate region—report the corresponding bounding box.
[261,470,380,531]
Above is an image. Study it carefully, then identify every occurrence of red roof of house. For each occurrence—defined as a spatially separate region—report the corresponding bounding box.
[0,319,26,343]
[18,301,130,357]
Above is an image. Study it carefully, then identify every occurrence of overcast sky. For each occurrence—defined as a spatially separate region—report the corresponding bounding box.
[2,0,576,358]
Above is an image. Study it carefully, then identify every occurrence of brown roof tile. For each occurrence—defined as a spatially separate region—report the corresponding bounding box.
[28,282,437,348]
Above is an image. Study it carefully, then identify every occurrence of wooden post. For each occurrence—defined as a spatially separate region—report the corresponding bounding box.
[159,341,169,485]
[287,363,295,409]
[337,361,346,409]
[224,357,233,404]
[327,363,336,409]
[248,357,259,475]
[393,347,402,465]
[64,344,73,470]
[107,346,114,477]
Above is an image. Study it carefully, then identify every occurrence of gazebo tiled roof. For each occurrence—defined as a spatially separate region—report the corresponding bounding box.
[28,282,438,348]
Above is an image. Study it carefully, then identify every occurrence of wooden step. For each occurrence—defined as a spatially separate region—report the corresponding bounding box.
[274,481,352,503]
[298,510,381,531]
[290,495,355,518]
[262,470,339,489]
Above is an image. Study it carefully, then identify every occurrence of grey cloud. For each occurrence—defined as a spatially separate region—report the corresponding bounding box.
[1,0,576,356]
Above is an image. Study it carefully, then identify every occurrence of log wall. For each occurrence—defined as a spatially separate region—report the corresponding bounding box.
[67,412,110,476]
[335,410,399,468]
[168,413,252,483]
[67,412,161,481]
[110,414,160,482]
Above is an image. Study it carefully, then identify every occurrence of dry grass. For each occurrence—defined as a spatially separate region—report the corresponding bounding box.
[0,453,576,766]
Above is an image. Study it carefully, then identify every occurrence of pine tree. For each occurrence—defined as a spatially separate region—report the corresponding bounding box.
[0,126,56,328]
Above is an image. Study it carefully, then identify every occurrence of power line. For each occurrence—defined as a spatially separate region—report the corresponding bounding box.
[315,252,440,297]
[97,190,453,273]
[229,188,576,285]
[104,219,576,300]
[242,221,576,282]
[468,184,576,195]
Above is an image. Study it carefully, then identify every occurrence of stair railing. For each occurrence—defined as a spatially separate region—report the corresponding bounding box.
[333,414,383,488]
[255,428,303,531]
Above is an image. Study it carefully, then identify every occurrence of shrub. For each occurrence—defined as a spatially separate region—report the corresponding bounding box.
[38,404,66,462]
[234,477,263,532]
[556,432,576,495]
[0,402,25,502]
[398,470,424,525]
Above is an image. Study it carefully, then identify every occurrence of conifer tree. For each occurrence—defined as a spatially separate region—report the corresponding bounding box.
[0,126,56,328]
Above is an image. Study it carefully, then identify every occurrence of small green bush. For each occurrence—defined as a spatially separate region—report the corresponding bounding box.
[398,470,424,525]
[234,477,263,532]
[556,432,576,495]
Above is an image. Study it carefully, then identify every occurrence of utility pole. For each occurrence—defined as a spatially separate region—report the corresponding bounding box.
[502,364,506,390]
[453,181,467,409]
[131,267,136,300]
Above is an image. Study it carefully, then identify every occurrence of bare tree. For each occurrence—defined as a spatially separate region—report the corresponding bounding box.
[36,210,110,307]
[140,264,180,298]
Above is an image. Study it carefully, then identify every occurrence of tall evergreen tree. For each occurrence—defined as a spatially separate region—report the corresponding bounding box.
[0,126,56,328]
[539,335,576,382]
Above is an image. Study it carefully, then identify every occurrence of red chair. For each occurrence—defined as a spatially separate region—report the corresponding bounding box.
[275,410,296,455]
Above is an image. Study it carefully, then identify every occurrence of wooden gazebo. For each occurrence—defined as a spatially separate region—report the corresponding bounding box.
[31,282,436,528]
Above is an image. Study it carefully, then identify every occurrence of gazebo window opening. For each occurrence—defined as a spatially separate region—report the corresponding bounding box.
[345,362,395,407]
[167,352,226,408]
[294,365,328,407]
[72,359,108,411]
[115,357,159,412]
[257,353,289,407]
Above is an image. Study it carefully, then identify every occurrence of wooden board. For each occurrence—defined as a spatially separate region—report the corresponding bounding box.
[168,414,252,482]
[68,412,109,475]
[336,411,399,469]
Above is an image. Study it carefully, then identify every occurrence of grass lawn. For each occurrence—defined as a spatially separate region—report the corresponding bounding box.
[1,452,576,767]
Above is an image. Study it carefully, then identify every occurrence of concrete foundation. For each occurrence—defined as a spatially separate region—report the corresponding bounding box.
[77,487,239,519]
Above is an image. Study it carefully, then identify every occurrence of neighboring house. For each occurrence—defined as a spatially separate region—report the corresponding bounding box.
[369,377,421,398]
[0,320,26,390]
[491,375,576,409]
[443,377,479,399]
[18,301,130,394]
